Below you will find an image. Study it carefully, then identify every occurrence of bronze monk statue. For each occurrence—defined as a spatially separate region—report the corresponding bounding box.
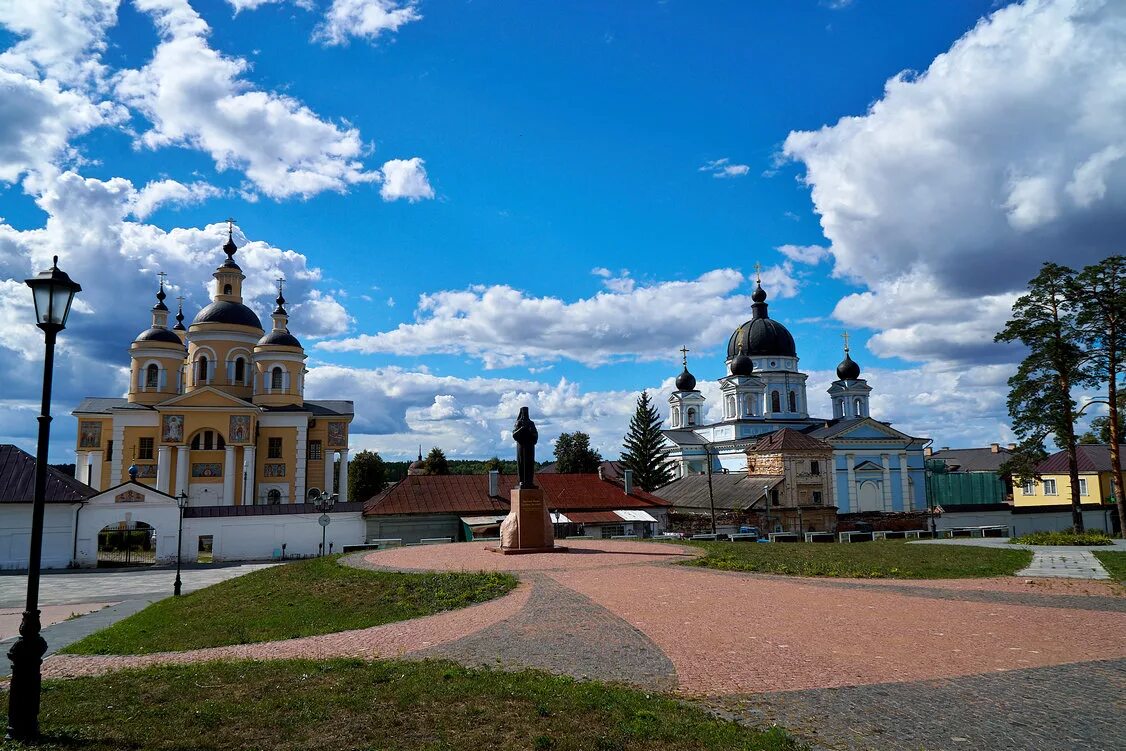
[513,406,538,488]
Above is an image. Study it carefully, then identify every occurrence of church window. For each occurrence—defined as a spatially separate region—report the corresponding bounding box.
[271,367,284,390]
[686,408,697,426]
[812,491,823,505]
[725,396,735,418]
[309,440,323,461]
[743,395,754,416]
[810,460,820,476]
[145,364,159,389]
[855,398,863,416]
[234,358,246,384]
[268,437,283,459]
[671,407,680,427]
[138,437,154,460]
[223,283,232,295]
[216,434,225,450]
[197,356,209,384]
[771,391,781,413]
[266,488,281,505]
[788,391,797,413]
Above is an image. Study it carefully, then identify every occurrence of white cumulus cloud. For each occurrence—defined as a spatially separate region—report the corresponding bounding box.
[315,0,421,46]
[379,157,435,202]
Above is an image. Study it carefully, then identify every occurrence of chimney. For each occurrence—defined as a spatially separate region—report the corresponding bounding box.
[1008,443,1017,450]
[924,447,933,457]
[488,470,499,498]
[623,469,634,495]
[990,443,1000,453]
[941,447,950,452]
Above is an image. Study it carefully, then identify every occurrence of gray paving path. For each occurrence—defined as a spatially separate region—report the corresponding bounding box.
[714,658,1126,751]
[912,538,1124,580]
[416,573,678,690]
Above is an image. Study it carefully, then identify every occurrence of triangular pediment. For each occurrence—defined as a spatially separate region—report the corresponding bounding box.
[157,387,258,411]
[853,460,884,472]
[826,418,914,442]
[89,480,177,506]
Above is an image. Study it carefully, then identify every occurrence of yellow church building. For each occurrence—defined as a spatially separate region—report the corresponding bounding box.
[72,229,354,506]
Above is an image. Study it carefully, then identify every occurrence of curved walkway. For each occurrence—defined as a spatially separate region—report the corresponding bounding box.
[39,539,1126,750]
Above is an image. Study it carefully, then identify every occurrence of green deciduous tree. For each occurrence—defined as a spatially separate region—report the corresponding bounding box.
[424,447,450,476]
[996,262,1092,531]
[620,392,675,491]
[553,432,602,473]
[348,450,386,502]
[1073,255,1126,535]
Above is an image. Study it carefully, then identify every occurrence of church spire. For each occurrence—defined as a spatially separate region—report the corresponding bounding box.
[173,295,186,331]
[150,273,170,328]
[751,262,768,319]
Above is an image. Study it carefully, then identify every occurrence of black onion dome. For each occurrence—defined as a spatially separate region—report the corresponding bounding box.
[192,300,263,329]
[675,367,697,392]
[221,234,240,269]
[136,327,185,345]
[727,318,797,359]
[751,282,767,303]
[836,352,861,381]
[730,352,754,376]
[258,330,302,348]
[153,284,168,311]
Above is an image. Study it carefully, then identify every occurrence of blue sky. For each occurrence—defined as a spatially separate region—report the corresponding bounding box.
[1,0,1123,461]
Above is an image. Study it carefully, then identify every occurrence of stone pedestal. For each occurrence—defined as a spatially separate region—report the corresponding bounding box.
[493,487,563,555]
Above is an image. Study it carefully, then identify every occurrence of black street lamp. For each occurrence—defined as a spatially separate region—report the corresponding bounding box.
[174,491,188,596]
[7,256,81,742]
[308,487,337,556]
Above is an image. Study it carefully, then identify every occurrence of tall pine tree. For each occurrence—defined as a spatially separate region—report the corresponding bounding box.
[620,392,675,491]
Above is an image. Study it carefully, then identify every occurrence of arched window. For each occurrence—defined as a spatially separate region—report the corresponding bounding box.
[725,396,735,418]
[744,395,755,416]
[671,407,680,427]
[271,366,284,390]
[145,363,159,389]
[855,398,864,417]
[771,391,781,413]
[234,357,246,384]
[197,356,208,384]
[267,488,281,505]
[223,283,232,295]
[686,407,697,426]
[788,391,797,413]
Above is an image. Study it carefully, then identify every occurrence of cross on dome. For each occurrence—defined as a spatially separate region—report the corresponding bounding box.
[679,345,690,367]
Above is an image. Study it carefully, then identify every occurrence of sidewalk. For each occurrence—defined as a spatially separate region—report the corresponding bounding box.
[911,537,1125,580]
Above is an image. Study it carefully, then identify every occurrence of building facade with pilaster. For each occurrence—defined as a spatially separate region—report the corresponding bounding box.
[71,228,354,508]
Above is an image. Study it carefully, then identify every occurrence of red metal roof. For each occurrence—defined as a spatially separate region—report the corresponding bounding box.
[565,511,625,524]
[0,444,95,504]
[750,428,832,453]
[1035,444,1126,474]
[363,473,670,517]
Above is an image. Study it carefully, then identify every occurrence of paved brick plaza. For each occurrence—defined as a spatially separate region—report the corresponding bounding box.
[41,540,1126,750]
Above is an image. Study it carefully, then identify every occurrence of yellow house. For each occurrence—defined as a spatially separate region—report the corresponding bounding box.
[72,228,353,506]
[1013,444,1120,507]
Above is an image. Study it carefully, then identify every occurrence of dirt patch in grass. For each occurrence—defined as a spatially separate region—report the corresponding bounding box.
[1,659,804,751]
[681,540,1032,579]
[61,555,516,655]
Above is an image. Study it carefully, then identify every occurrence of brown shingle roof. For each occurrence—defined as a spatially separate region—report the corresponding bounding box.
[749,428,832,453]
[929,447,1011,473]
[363,473,669,517]
[1036,444,1126,474]
[0,444,95,504]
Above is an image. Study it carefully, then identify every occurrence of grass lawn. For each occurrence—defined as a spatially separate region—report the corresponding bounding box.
[1010,530,1114,546]
[1093,550,1126,582]
[681,540,1032,579]
[62,556,516,655]
[0,659,803,751]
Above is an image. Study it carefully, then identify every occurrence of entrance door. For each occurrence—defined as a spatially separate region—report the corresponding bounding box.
[96,521,156,567]
[857,482,882,512]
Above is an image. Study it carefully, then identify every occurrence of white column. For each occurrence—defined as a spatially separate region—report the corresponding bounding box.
[75,451,87,485]
[108,423,125,486]
[156,445,171,494]
[845,453,856,512]
[324,450,335,495]
[293,424,308,505]
[899,452,912,511]
[338,449,350,503]
[881,454,893,511]
[242,446,256,506]
[87,450,103,491]
[175,445,190,497]
[223,445,236,506]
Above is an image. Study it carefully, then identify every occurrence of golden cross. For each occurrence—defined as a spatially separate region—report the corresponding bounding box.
[841,331,850,352]
[275,276,286,299]
[679,345,690,367]
[753,261,762,282]
[225,217,236,238]
[157,271,168,288]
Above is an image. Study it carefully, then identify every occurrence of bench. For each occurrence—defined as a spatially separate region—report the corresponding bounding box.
[363,538,403,549]
[419,537,453,545]
[690,533,720,541]
[948,525,1009,539]
[913,529,952,540]
[768,532,801,543]
[873,529,928,541]
[610,535,640,540]
[728,533,760,542]
[839,531,874,543]
[804,532,835,543]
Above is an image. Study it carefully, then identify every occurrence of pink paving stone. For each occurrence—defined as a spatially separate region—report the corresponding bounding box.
[41,580,532,680]
[545,563,1126,696]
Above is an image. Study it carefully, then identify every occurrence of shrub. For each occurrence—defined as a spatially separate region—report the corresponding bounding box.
[1010,530,1114,546]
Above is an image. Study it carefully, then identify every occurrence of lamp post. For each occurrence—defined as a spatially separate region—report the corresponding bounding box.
[763,484,772,536]
[7,256,80,742]
[308,488,337,556]
[174,492,188,596]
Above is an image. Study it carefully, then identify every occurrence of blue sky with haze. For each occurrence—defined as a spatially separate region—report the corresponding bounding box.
[1,0,1123,461]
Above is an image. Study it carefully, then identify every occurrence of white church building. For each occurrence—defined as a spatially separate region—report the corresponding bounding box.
[662,274,930,514]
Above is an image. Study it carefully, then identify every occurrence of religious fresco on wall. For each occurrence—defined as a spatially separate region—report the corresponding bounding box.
[161,414,184,443]
[79,421,101,448]
[191,463,222,478]
[115,490,144,503]
[264,463,286,478]
[327,421,347,448]
[134,464,157,478]
[229,414,251,443]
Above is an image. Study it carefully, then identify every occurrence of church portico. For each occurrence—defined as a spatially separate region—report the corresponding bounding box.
[661,271,929,519]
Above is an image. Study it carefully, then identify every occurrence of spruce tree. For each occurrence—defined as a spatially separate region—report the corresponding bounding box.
[620,392,675,491]
[424,446,450,475]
